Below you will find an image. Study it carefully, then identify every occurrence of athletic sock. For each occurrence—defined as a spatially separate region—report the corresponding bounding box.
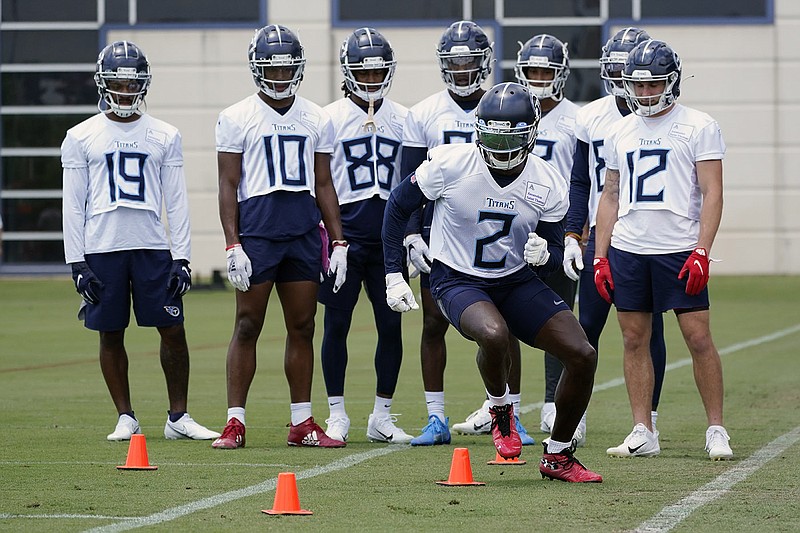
[424,391,445,423]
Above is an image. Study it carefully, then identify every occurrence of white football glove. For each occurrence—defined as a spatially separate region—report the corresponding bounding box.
[385,272,419,312]
[328,243,349,293]
[226,243,252,292]
[562,236,584,282]
[403,233,432,278]
[524,232,551,267]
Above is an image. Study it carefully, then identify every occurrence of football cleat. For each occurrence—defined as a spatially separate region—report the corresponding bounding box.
[540,442,603,483]
[410,415,451,446]
[107,414,140,441]
[540,402,556,433]
[164,413,221,440]
[705,425,733,461]
[515,415,536,446]
[287,417,346,448]
[212,417,246,449]
[324,415,350,443]
[489,404,522,458]
[452,399,492,435]
[607,423,660,457]
[367,414,414,444]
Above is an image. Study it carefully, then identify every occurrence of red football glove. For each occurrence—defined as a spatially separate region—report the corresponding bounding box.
[678,247,709,296]
[593,257,614,304]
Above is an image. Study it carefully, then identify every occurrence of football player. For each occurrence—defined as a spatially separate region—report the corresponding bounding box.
[401,20,517,447]
[562,27,668,448]
[594,40,733,460]
[212,25,347,449]
[61,41,219,442]
[384,82,602,482]
[319,27,413,444]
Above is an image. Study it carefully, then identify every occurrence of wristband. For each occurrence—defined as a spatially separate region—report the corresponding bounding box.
[565,232,582,243]
[225,243,240,251]
[332,240,348,248]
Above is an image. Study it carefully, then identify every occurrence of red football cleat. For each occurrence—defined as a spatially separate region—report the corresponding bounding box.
[288,417,346,448]
[540,442,602,483]
[212,417,246,449]
[489,403,522,459]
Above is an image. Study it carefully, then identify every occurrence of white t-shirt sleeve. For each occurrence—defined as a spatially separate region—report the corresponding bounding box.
[402,107,427,148]
[413,158,443,201]
[695,120,726,161]
[62,166,90,263]
[316,110,335,154]
[215,112,244,153]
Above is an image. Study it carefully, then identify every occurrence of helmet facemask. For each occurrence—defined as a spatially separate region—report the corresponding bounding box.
[342,56,396,102]
[438,46,492,97]
[600,51,629,97]
[515,63,567,101]
[623,71,680,116]
[476,119,537,171]
[250,56,305,100]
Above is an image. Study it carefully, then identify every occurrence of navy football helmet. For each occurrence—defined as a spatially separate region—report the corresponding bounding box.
[94,41,151,118]
[437,21,493,97]
[475,82,541,170]
[514,34,570,101]
[600,27,651,97]
[622,40,681,116]
[248,25,305,100]
[340,27,396,101]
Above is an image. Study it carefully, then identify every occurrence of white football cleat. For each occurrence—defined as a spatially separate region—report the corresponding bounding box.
[324,415,351,443]
[705,425,733,460]
[107,414,140,441]
[607,423,660,457]
[164,413,221,440]
[367,414,414,444]
[452,399,492,435]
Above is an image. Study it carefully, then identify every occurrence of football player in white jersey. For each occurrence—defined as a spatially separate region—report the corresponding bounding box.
[401,21,534,447]
[319,28,413,444]
[212,25,347,449]
[384,83,602,481]
[594,40,733,460]
[562,27,668,447]
[61,41,219,442]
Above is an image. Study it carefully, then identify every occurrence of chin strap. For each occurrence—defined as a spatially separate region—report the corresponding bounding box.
[362,98,377,133]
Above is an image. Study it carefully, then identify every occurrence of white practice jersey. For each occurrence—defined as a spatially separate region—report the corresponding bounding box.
[403,89,477,149]
[531,98,579,181]
[573,95,625,228]
[606,103,725,254]
[416,143,569,278]
[61,113,190,263]
[216,94,334,202]
[324,97,407,204]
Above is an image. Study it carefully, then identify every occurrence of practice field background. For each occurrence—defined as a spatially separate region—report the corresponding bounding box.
[1,276,799,532]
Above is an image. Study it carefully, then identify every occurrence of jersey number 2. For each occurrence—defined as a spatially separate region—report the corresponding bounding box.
[474,211,516,269]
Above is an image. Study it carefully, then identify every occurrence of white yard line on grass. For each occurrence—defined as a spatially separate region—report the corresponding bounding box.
[634,426,800,532]
[3,324,796,531]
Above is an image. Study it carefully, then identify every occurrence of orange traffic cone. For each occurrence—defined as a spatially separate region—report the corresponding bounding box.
[262,472,313,515]
[436,447,485,486]
[116,434,158,470]
[487,451,526,465]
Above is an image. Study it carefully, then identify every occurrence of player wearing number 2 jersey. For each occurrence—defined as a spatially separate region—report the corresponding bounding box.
[62,41,219,442]
[213,25,347,450]
[594,39,733,461]
[318,28,414,444]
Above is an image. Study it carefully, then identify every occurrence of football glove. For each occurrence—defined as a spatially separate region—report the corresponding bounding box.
[678,247,710,296]
[71,261,103,305]
[329,242,349,293]
[524,232,550,267]
[562,236,584,282]
[385,272,418,312]
[403,233,432,278]
[167,259,192,298]
[226,244,252,292]
[593,257,614,304]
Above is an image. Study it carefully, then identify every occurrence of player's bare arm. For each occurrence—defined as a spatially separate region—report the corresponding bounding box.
[593,167,620,258]
[217,151,242,247]
[313,152,345,242]
[696,159,724,251]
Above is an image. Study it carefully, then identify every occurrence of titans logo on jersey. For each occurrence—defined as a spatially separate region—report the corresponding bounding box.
[531,99,578,181]
[605,103,725,253]
[403,90,478,149]
[415,144,568,278]
[325,98,407,204]
[62,114,182,218]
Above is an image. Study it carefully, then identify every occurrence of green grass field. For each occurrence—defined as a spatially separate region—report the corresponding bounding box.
[2,276,799,532]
